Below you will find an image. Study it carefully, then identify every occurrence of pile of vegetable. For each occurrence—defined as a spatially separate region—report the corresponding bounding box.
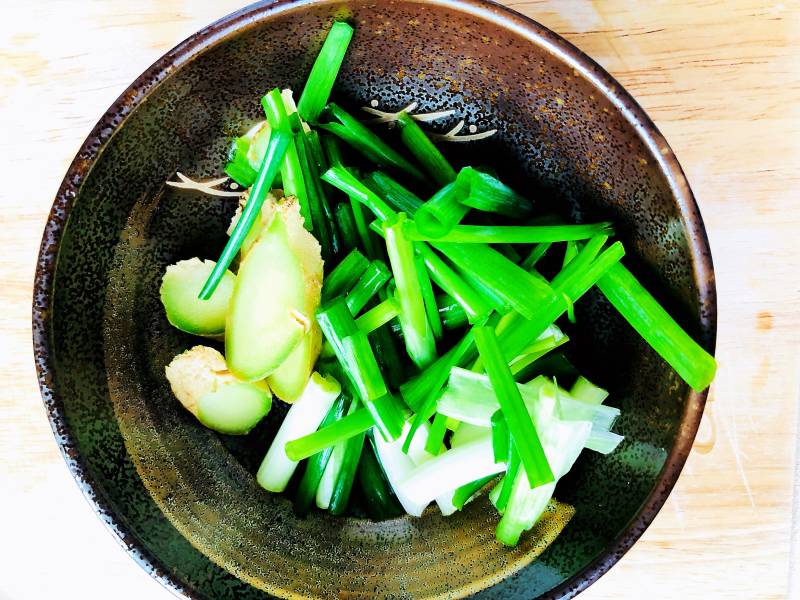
[161,21,716,547]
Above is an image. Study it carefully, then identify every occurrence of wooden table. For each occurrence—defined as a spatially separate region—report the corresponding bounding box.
[1,1,798,598]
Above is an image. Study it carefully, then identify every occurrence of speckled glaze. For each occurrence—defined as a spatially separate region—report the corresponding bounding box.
[33,1,715,598]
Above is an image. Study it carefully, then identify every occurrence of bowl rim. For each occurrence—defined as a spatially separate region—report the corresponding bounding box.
[32,1,717,598]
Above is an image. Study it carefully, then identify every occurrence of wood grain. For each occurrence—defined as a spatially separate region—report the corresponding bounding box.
[1,1,798,598]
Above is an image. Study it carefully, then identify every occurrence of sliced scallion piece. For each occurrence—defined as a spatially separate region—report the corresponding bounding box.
[364,171,424,215]
[437,293,469,330]
[297,21,354,122]
[596,262,716,391]
[397,112,457,186]
[416,254,443,340]
[285,407,374,461]
[355,296,399,332]
[383,213,437,368]
[457,166,532,218]
[452,474,496,510]
[404,222,614,244]
[321,248,369,301]
[424,412,449,455]
[473,326,554,488]
[345,260,391,315]
[322,165,396,221]
[335,201,360,251]
[414,181,470,237]
[320,103,425,182]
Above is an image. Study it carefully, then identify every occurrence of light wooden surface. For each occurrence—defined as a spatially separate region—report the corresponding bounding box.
[1,1,798,598]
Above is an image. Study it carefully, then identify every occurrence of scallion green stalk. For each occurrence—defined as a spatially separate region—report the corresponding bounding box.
[322,165,396,221]
[364,171,424,215]
[328,431,365,515]
[285,407,374,461]
[297,21,354,122]
[473,326,554,488]
[416,254,443,340]
[199,105,291,299]
[405,222,614,244]
[452,474,496,510]
[414,181,470,237]
[345,260,391,315]
[335,202,359,251]
[320,103,425,182]
[383,213,437,368]
[519,242,552,271]
[321,248,369,301]
[596,262,716,391]
[457,166,532,218]
[397,112,457,186]
[355,297,399,332]
[358,437,405,519]
[437,293,469,330]
[424,412,448,455]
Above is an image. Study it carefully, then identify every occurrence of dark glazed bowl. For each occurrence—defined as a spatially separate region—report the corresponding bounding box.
[33,0,716,598]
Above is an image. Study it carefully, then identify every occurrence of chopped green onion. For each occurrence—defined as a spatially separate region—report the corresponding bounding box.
[496,241,625,362]
[437,293,469,330]
[297,21,354,122]
[519,242,552,271]
[294,395,349,516]
[416,243,492,323]
[433,241,553,320]
[335,202,359,251]
[320,103,425,182]
[515,352,579,384]
[224,160,257,188]
[364,171,424,215]
[340,332,388,400]
[296,131,339,258]
[416,254,443,340]
[322,165,396,221]
[570,376,609,405]
[405,222,614,244]
[473,326,554,488]
[397,112,457,186]
[495,450,520,513]
[383,213,437,368]
[457,166,532,218]
[200,116,291,299]
[596,262,716,391]
[424,413,448,455]
[321,133,346,166]
[321,248,369,301]
[285,407,374,461]
[345,260,391,315]
[563,240,579,267]
[355,297,399,332]
[490,410,511,463]
[328,431,365,515]
[262,90,312,229]
[358,437,405,519]
[452,475,496,510]
[414,182,470,237]
[369,311,406,390]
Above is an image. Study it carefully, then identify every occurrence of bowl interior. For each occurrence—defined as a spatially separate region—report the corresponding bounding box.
[40,1,714,598]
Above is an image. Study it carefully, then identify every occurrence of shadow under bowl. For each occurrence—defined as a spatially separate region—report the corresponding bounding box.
[33,1,716,598]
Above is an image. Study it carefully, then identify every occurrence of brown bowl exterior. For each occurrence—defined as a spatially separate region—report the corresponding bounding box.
[33,1,715,598]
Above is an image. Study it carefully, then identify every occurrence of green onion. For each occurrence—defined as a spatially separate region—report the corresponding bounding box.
[340,331,388,400]
[321,133,347,166]
[452,475,496,510]
[369,312,406,390]
[473,326,554,488]
[320,103,425,182]
[297,21,354,122]
[355,297,399,332]
[457,267,513,315]
[285,407,374,461]
[364,171,424,215]
[433,241,553,320]
[294,395,348,515]
[515,352,579,384]
[397,112,457,186]
[321,248,369,301]
[296,131,339,259]
[596,262,716,391]
[383,213,437,368]
[519,242,552,271]
[322,165,396,221]
[416,254,443,340]
[358,437,405,519]
[199,114,291,299]
[496,241,625,362]
[225,136,258,187]
[424,413,448,455]
[414,182,470,237]
[437,294,469,330]
[328,431,365,515]
[457,166,532,218]
[490,410,510,463]
[335,202,359,251]
[262,90,312,230]
[405,222,614,244]
[416,243,492,323]
[345,260,391,315]
[495,450,520,513]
